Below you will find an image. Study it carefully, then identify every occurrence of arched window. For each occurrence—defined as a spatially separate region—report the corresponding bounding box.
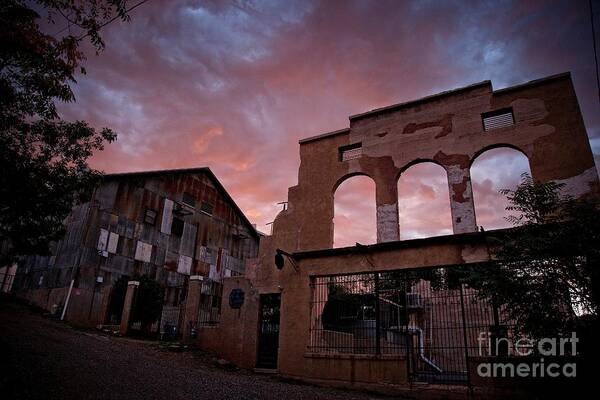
[397,162,452,239]
[333,175,376,248]
[470,147,531,230]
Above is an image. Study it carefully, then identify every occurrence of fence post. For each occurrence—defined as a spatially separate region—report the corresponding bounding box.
[182,275,203,341]
[458,283,472,388]
[374,272,381,356]
[119,280,139,336]
[403,275,412,383]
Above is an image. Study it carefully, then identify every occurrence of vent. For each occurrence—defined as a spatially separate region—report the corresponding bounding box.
[182,192,196,208]
[144,209,157,225]
[482,108,514,131]
[339,142,362,161]
[200,202,213,216]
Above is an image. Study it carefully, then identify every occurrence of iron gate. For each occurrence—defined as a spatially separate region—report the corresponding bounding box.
[309,266,512,385]
[256,293,281,369]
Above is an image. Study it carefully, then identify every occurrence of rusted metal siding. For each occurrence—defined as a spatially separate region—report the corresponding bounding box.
[14,170,260,298]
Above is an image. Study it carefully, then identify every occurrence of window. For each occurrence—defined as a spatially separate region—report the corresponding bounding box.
[171,217,184,236]
[197,279,223,326]
[144,209,157,225]
[333,175,376,247]
[200,202,213,216]
[482,108,514,131]
[339,143,362,162]
[182,192,196,208]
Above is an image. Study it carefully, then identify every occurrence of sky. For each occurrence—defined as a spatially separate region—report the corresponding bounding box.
[51,0,600,246]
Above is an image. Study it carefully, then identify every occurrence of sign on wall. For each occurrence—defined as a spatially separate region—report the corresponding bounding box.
[229,289,245,309]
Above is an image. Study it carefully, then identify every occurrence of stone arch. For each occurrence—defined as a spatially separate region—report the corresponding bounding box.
[470,145,532,230]
[332,172,374,195]
[469,143,530,169]
[397,158,448,180]
[333,174,377,248]
[397,161,453,239]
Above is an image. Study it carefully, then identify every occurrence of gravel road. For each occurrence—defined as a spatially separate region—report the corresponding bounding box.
[0,299,387,400]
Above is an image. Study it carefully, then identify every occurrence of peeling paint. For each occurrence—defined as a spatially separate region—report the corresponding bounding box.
[447,166,477,234]
[376,203,399,243]
[402,113,453,138]
[554,167,599,198]
[433,151,470,169]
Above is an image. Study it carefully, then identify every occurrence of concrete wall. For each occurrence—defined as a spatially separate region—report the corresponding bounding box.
[194,277,260,369]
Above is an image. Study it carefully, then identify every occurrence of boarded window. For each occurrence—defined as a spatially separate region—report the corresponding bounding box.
[200,202,213,216]
[134,241,152,263]
[339,143,362,161]
[182,192,196,208]
[171,217,184,237]
[482,108,514,131]
[107,232,119,254]
[177,254,192,275]
[144,209,157,225]
[161,199,174,234]
[97,229,109,254]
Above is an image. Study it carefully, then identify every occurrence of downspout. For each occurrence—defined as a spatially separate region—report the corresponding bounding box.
[408,325,443,374]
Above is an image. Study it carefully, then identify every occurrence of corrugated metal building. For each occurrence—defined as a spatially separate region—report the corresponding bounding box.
[11,167,260,327]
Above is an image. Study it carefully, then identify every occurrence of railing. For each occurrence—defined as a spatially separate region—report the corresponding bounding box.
[308,266,518,385]
[197,279,223,326]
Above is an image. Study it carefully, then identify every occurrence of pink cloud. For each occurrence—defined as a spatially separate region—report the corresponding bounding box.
[52,0,598,237]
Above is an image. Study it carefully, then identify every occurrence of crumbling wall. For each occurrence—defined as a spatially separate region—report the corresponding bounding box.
[273,72,598,252]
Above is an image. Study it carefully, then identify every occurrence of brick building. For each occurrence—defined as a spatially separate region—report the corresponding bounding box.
[12,167,260,327]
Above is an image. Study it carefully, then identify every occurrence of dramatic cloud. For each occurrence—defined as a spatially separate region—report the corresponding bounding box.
[52,0,600,243]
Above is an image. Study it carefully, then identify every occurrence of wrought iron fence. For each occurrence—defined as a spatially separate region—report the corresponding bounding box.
[197,279,223,326]
[308,266,518,385]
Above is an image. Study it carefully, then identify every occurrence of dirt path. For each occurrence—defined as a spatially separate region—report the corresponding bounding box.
[0,299,387,399]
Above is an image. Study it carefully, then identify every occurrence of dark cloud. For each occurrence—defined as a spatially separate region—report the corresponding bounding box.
[55,0,599,234]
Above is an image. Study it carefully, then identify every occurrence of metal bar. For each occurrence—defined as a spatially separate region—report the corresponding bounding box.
[403,276,413,383]
[374,272,381,355]
[458,283,472,389]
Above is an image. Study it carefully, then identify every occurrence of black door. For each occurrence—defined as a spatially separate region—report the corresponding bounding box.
[256,293,281,369]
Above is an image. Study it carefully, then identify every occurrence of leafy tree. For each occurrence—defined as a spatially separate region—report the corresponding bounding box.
[467,173,600,338]
[0,1,132,265]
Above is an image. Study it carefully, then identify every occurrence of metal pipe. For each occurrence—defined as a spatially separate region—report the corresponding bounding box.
[408,325,443,374]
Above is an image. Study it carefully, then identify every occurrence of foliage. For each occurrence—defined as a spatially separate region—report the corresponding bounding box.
[467,173,600,338]
[322,283,376,333]
[0,1,130,265]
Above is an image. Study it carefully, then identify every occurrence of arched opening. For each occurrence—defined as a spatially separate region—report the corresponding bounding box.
[333,175,376,248]
[397,162,452,239]
[470,147,531,230]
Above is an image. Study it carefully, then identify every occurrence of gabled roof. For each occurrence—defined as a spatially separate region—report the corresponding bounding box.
[104,167,259,239]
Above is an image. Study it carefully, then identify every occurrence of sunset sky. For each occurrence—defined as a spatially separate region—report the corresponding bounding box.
[54,0,600,246]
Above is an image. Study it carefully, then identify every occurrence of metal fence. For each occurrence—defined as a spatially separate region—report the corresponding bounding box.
[197,279,223,326]
[309,266,517,385]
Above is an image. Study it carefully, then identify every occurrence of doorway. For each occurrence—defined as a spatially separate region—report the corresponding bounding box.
[256,293,281,369]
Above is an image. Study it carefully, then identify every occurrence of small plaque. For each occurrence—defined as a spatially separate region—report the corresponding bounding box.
[229,289,245,309]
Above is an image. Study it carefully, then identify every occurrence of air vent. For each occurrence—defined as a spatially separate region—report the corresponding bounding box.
[482,108,514,131]
[200,202,214,216]
[339,142,362,161]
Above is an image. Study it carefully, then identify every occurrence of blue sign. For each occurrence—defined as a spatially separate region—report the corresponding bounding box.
[229,288,245,309]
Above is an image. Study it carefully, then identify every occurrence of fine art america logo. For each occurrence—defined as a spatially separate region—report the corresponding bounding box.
[476,331,578,378]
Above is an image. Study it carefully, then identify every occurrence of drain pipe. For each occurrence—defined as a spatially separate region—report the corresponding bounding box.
[408,325,443,374]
